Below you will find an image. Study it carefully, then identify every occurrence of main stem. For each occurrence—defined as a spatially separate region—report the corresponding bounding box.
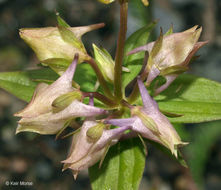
[114,1,128,101]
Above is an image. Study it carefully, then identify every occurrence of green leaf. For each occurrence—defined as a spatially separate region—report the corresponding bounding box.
[0,68,58,102]
[154,74,221,123]
[150,140,188,168]
[123,22,156,65]
[74,63,97,92]
[185,121,221,188]
[122,22,156,90]
[0,63,96,102]
[89,138,145,190]
[122,60,143,90]
[41,58,72,75]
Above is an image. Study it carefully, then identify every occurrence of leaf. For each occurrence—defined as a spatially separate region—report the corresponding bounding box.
[0,68,58,102]
[185,121,221,188]
[150,140,188,168]
[154,74,221,123]
[41,58,72,75]
[89,138,145,190]
[122,22,156,90]
[123,22,156,65]
[122,60,143,89]
[74,63,97,92]
[0,63,97,102]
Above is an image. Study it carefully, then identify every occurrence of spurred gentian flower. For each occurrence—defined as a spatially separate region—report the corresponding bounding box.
[15,54,107,135]
[128,26,208,95]
[19,22,104,73]
[15,54,80,118]
[107,78,187,157]
[62,98,130,178]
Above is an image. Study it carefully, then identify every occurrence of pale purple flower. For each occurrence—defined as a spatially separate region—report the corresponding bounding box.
[128,26,208,95]
[15,54,107,135]
[62,117,130,178]
[107,78,187,157]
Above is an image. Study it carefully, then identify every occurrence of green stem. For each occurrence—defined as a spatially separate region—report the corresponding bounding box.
[86,58,114,99]
[114,1,128,101]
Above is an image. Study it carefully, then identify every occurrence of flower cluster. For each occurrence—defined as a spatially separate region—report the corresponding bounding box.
[15,12,207,178]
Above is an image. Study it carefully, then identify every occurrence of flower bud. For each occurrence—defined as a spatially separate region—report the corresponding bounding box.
[93,44,115,83]
[98,0,115,4]
[141,0,149,6]
[52,90,82,113]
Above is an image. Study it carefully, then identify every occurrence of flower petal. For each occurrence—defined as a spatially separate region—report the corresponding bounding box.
[14,54,79,118]
[137,78,159,112]
[154,75,177,96]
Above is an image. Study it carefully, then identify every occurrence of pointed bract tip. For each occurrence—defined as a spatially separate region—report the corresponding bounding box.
[73,171,78,180]
[15,128,21,135]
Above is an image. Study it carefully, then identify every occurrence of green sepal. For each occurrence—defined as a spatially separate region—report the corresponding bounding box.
[52,90,82,113]
[86,123,105,142]
[160,65,189,76]
[58,25,85,51]
[164,25,173,36]
[132,107,159,135]
[56,13,70,27]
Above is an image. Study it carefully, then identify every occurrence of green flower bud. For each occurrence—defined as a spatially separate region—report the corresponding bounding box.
[141,0,149,6]
[93,44,115,83]
[52,90,82,113]
[98,0,115,4]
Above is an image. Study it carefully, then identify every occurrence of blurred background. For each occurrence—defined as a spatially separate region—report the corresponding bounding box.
[0,0,221,189]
